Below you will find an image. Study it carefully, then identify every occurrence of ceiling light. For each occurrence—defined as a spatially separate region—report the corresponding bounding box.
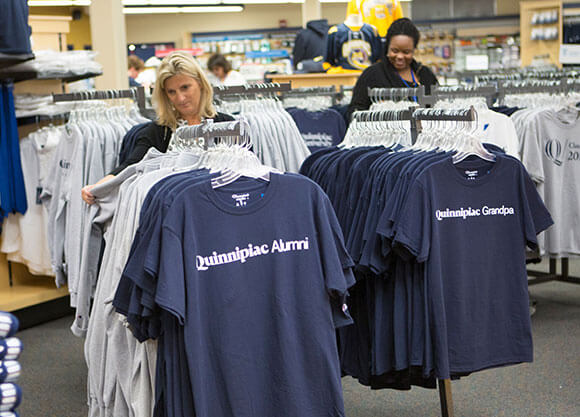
[28,0,91,5]
[123,5,244,14]
[122,0,219,5]
[222,0,302,3]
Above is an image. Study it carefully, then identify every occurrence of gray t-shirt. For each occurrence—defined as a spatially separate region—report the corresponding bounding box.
[520,108,580,257]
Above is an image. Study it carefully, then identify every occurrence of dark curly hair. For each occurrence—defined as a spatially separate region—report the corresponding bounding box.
[385,18,420,50]
[207,53,232,74]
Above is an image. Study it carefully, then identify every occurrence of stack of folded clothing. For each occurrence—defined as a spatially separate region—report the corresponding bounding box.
[0,313,22,417]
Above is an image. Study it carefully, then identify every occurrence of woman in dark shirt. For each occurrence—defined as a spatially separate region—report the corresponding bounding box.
[82,51,233,204]
[348,18,438,119]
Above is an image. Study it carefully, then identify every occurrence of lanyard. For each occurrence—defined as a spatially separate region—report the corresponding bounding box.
[398,70,418,103]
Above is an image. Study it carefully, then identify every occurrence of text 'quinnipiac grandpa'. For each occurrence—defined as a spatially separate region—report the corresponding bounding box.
[435,205,515,221]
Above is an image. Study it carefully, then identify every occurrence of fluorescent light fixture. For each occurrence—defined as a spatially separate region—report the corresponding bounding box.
[28,0,90,5]
[123,0,220,5]
[222,0,302,3]
[223,0,302,3]
[123,5,244,14]
[320,0,410,2]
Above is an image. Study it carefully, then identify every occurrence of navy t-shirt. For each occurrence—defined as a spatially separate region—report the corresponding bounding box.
[119,173,355,417]
[0,0,32,55]
[393,154,553,379]
[288,108,346,151]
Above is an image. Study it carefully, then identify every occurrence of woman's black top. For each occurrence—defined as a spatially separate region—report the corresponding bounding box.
[347,59,438,121]
[109,112,234,175]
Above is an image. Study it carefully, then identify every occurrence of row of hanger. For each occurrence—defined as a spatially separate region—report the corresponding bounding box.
[343,106,495,164]
[172,118,279,188]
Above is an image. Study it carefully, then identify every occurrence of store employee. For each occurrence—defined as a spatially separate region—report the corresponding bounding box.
[81,51,233,205]
[348,18,438,118]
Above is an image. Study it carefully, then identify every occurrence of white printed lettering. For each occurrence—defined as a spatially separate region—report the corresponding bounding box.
[196,238,309,271]
[435,205,515,221]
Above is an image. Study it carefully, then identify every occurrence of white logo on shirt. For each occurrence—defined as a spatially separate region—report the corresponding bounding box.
[196,237,310,271]
[232,193,250,207]
[435,205,515,221]
[302,133,334,147]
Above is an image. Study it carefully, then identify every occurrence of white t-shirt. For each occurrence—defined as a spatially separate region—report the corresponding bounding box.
[135,68,156,87]
[477,108,520,160]
[221,70,246,86]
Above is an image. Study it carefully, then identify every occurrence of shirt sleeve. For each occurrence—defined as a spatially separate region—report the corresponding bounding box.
[154,226,187,325]
[392,179,432,263]
[519,163,554,248]
[519,116,544,184]
[315,189,356,328]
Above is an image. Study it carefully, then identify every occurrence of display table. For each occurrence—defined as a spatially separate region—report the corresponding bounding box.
[265,72,360,90]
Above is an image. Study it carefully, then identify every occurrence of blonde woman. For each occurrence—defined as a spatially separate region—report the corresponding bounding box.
[82,51,233,204]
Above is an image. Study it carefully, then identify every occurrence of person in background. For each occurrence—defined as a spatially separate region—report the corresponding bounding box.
[348,18,438,119]
[127,54,145,87]
[81,51,234,204]
[207,54,246,86]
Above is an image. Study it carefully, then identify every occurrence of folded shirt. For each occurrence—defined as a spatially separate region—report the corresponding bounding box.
[0,362,20,384]
[0,314,18,338]
[0,383,21,412]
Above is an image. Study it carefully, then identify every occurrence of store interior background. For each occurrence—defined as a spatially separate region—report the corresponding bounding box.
[26,0,541,91]
[6,1,580,416]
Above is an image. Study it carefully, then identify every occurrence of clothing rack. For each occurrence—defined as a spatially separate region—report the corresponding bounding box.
[173,118,250,150]
[52,86,147,115]
[281,86,344,105]
[353,105,476,146]
[368,85,429,105]
[351,105,479,417]
[368,85,495,107]
[212,82,291,98]
[430,85,498,108]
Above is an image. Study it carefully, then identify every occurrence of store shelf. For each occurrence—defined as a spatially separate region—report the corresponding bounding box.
[0,281,69,312]
[0,53,35,70]
[0,249,67,312]
[0,70,102,83]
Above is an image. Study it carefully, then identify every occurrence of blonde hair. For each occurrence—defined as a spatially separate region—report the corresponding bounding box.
[152,51,216,129]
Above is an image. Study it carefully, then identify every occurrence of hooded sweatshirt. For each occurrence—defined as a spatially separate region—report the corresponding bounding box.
[292,19,330,68]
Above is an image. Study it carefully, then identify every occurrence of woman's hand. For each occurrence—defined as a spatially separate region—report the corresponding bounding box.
[81,174,115,205]
[81,184,96,205]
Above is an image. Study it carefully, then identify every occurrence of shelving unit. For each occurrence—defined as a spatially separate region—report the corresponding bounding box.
[520,0,563,67]
[0,15,99,313]
[0,54,34,70]
[0,256,68,312]
[186,27,299,80]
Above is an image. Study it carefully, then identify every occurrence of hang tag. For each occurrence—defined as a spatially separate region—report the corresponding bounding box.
[36,187,43,205]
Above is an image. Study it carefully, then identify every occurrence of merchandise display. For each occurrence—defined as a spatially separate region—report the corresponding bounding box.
[0,314,22,416]
[0,51,102,79]
[13,95,74,118]
[38,101,149,332]
[0,84,27,223]
[326,23,382,71]
[511,98,580,257]
[4,2,580,416]
[1,127,61,276]
[292,19,329,69]
[361,0,404,38]
[301,107,552,384]
[0,0,32,67]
